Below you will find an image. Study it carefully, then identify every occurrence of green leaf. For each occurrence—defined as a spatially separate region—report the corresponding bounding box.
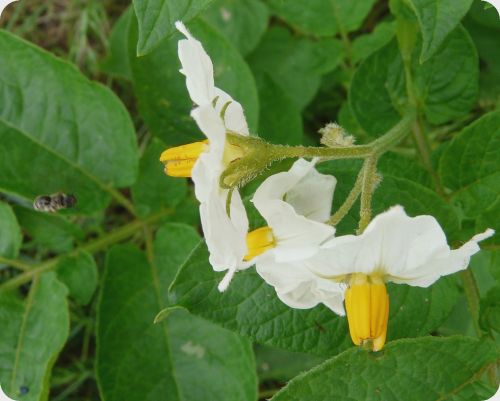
[203,0,269,56]
[100,6,133,80]
[270,337,498,401]
[439,111,500,219]
[133,0,214,55]
[350,26,478,136]
[349,40,405,136]
[131,138,188,218]
[255,345,326,382]
[0,272,69,401]
[403,0,473,62]
[464,14,500,108]
[0,31,138,213]
[129,18,259,145]
[56,252,98,305]
[267,0,376,37]
[352,20,396,64]
[14,206,84,254]
[0,202,22,259]
[248,26,344,110]
[169,238,460,355]
[377,152,432,187]
[254,72,304,145]
[481,285,500,333]
[97,224,257,401]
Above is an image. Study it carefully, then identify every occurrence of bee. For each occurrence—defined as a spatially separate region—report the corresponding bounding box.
[33,192,77,212]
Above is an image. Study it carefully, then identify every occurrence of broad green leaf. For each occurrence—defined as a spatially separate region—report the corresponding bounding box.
[100,6,133,80]
[133,0,214,55]
[352,20,396,64]
[350,26,478,136]
[464,14,500,108]
[0,31,138,213]
[439,111,500,218]
[254,72,304,145]
[0,202,21,259]
[377,152,432,187]
[270,337,498,401]
[169,239,460,356]
[403,0,473,62]
[129,18,259,145]
[481,285,500,333]
[248,26,344,110]
[203,0,269,55]
[0,272,69,401]
[349,40,405,136]
[131,138,188,218]
[255,345,326,382]
[267,0,376,37]
[97,224,257,401]
[14,206,84,254]
[56,252,98,305]
[476,200,500,245]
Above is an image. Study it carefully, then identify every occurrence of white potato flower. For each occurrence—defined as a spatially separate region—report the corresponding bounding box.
[296,205,495,351]
[159,21,251,291]
[248,159,345,315]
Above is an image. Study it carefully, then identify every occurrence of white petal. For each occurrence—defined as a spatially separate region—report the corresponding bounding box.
[253,158,335,222]
[252,159,336,262]
[199,188,249,272]
[256,259,345,315]
[0,0,18,19]
[191,105,226,202]
[176,21,215,106]
[283,159,336,222]
[214,88,249,135]
[390,228,495,287]
[310,206,495,288]
[267,201,335,262]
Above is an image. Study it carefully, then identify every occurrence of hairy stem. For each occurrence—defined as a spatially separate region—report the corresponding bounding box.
[358,156,378,233]
[327,167,364,226]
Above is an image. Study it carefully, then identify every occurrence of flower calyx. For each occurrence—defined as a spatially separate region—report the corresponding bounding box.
[219,133,274,190]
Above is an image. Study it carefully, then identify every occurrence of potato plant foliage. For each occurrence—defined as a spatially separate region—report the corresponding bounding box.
[0,1,499,401]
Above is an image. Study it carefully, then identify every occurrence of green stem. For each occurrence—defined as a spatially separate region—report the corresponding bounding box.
[358,156,378,233]
[0,209,173,291]
[0,256,32,272]
[371,111,416,154]
[271,143,373,160]
[460,269,482,337]
[327,167,364,226]
[412,116,446,197]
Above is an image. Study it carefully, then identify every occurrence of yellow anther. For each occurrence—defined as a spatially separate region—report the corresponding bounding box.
[344,273,389,352]
[160,140,208,177]
[244,226,276,261]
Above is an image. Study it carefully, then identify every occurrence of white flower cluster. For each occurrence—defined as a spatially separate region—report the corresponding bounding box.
[162,22,494,350]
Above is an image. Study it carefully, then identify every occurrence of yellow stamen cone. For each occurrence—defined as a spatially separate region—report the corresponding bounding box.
[160,140,208,177]
[244,227,276,261]
[344,274,390,352]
